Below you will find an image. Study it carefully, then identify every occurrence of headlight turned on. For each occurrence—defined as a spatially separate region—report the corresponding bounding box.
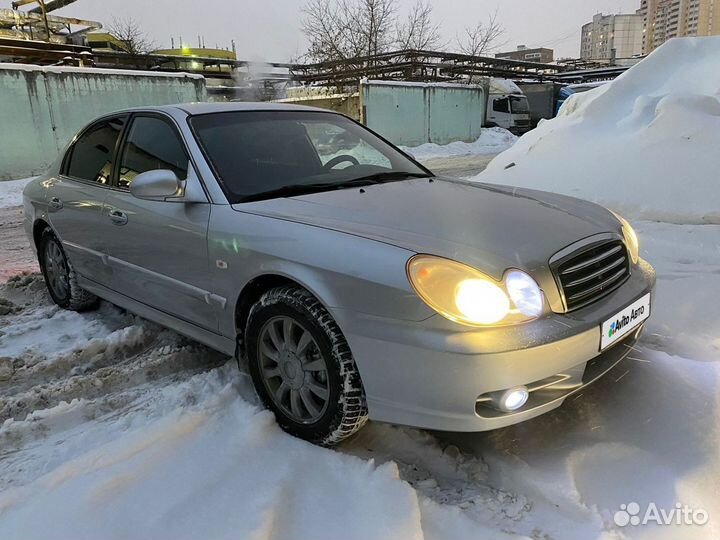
[407,255,545,327]
[611,211,640,264]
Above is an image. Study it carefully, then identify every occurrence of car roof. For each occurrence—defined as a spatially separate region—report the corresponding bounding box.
[120,101,337,116]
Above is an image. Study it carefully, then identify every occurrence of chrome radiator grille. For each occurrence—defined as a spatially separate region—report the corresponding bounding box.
[555,240,630,311]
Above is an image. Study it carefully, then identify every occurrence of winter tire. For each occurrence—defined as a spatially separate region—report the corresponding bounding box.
[245,286,368,446]
[38,228,99,311]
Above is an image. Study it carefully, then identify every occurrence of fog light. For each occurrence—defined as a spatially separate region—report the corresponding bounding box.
[496,386,529,412]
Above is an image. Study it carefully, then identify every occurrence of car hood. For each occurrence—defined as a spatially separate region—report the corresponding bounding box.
[232,177,621,280]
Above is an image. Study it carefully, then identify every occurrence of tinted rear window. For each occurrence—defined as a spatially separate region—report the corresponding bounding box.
[66,116,126,184]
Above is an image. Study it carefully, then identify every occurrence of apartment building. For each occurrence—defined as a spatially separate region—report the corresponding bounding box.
[639,0,720,53]
[580,13,644,60]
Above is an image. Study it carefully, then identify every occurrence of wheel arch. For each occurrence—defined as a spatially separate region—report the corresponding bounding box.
[234,273,336,357]
[32,218,53,250]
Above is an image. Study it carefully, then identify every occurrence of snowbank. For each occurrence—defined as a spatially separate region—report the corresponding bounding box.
[402,128,517,160]
[478,37,720,224]
[0,177,33,209]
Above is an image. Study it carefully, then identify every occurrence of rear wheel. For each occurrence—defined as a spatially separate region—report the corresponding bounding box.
[245,286,368,446]
[38,228,98,311]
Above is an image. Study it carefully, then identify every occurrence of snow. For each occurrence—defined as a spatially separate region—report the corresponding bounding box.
[0,62,204,80]
[361,78,484,90]
[0,177,34,209]
[361,78,522,95]
[489,78,523,95]
[480,37,720,224]
[401,128,517,160]
[0,276,526,540]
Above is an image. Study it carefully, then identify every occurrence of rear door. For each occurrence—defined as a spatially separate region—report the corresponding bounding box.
[49,115,127,283]
[100,113,217,332]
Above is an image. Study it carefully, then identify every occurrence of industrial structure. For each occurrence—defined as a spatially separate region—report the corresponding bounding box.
[580,13,644,61]
[0,0,642,103]
[1,0,100,42]
[639,0,720,53]
[0,0,102,64]
[290,49,569,88]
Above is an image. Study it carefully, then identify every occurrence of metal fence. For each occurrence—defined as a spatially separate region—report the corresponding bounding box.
[360,80,486,147]
[0,64,206,180]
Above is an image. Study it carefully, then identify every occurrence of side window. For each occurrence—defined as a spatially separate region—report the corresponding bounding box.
[66,116,126,184]
[493,98,510,113]
[118,116,189,189]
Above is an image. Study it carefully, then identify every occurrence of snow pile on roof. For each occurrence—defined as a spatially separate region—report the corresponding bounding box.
[362,78,485,90]
[489,78,522,95]
[0,62,204,80]
[478,37,720,224]
[402,128,517,160]
[0,177,34,209]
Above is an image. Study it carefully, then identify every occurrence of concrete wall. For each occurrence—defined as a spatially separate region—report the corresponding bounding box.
[0,64,206,180]
[361,81,485,147]
[276,93,361,121]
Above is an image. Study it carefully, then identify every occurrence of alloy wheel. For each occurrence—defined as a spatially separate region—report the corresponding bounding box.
[44,239,70,300]
[257,315,330,424]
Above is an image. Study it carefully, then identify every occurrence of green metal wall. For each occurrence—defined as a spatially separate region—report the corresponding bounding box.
[361,81,485,147]
[0,65,207,180]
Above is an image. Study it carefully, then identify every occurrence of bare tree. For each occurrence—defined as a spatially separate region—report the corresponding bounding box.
[354,0,397,58]
[300,0,397,63]
[456,11,505,57]
[395,0,443,51]
[301,0,354,62]
[107,17,155,61]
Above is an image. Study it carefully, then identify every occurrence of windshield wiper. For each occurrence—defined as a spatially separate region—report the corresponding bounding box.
[348,171,431,184]
[239,172,431,203]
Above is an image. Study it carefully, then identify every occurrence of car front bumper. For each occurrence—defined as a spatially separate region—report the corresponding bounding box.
[333,260,656,432]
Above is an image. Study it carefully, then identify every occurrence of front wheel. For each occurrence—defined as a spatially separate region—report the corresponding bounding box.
[245,286,368,446]
[38,228,98,311]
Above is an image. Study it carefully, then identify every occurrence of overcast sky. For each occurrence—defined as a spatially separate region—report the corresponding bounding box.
[32,0,638,61]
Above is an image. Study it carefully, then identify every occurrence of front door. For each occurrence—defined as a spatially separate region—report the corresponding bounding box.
[100,114,216,332]
[48,115,127,283]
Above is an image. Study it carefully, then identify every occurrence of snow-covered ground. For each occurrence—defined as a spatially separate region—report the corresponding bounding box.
[401,127,517,160]
[0,277,534,540]
[1,37,719,540]
[0,178,38,282]
[0,177,33,210]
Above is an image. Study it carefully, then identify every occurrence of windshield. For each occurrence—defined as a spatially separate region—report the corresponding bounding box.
[190,110,429,203]
[510,96,530,114]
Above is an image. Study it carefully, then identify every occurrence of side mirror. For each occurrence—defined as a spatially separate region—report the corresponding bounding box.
[129,169,185,201]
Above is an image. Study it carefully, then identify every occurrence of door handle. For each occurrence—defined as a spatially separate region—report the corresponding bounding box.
[49,197,63,210]
[109,209,128,226]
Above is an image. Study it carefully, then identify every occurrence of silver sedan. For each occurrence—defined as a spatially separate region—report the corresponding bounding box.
[23,103,655,445]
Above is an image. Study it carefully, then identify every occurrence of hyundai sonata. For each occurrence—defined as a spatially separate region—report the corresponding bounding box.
[23,103,655,445]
